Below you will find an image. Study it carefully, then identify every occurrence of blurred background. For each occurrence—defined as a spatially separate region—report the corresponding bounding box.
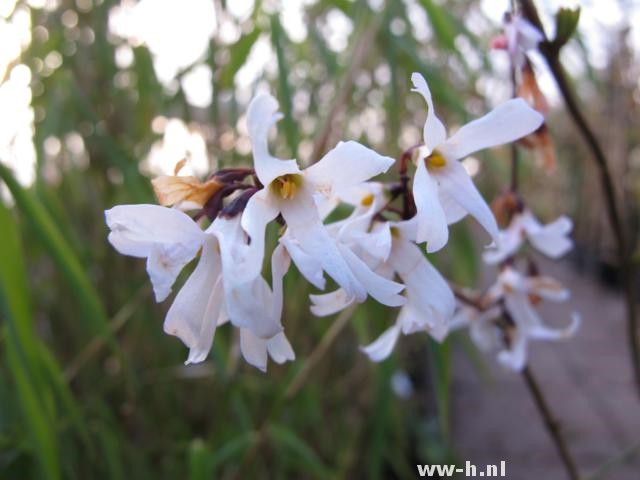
[1,0,640,478]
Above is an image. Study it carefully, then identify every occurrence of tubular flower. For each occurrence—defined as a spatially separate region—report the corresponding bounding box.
[241,93,404,307]
[410,73,544,252]
[483,209,573,265]
[454,267,580,371]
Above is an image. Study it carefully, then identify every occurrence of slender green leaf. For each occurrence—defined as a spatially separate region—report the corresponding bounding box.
[0,164,117,354]
[0,201,60,480]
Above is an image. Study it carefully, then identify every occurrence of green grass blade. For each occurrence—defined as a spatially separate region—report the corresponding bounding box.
[0,164,117,354]
[0,200,60,480]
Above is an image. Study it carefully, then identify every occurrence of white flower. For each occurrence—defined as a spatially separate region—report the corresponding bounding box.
[310,218,455,361]
[164,220,294,368]
[360,219,455,361]
[454,267,580,371]
[105,204,205,302]
[241,93,404,307]
[483,209,573,265]
[105,204,294,368]
[498,14,544,68]
[409,73,544,252]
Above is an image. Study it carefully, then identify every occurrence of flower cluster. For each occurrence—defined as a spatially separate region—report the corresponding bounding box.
[104,71,579,373]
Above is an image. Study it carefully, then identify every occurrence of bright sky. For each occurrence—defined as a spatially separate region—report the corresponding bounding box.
[0,0,638,187]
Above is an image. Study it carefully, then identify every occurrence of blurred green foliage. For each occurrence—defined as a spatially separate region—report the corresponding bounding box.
[0,0,572,477]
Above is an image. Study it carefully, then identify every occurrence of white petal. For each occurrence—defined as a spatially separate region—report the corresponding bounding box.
[106,204,204,301]
[497,329,528,371]
[105,204,204,255]
[304,141,394,197]
[282,187,366,302]
[267,332,296,364]
[529,313,581,341]
[270,243,290,320]
[439,190,468,225]
[240,328,268,372]
[163,235,222,362]
[525,275,570,302]
[389,238,455,325]
[437,160,499,244]
[439,98,543,161]
[526,214,573,259]
[514,17,544,51]
[469,318,501,352]
[309,289,354,316]
[213,216,283,339]
[337,243,405,307]
[246,93,301,186]
[280,233,325,290]
[361,322,402,362]
[411,72,447,152]
[240,188,280,278]
[482,221,524,265]
[413,160,449,252]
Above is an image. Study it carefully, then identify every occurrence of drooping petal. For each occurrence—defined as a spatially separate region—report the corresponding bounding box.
[281,186,366,302]
[390,238,455,327]
[246,93,301,186]
[514,16,544,51]
[211,216,283,339]
[240,329,295,371]
[163,235,223,363]
[304,141,394,197]
[361,322,402,362]
[497,328,528,371]
[529,312,581,340]
[105,204,205,301]
[525,213,573,259]
[280,233,325,290]
[439,98,543,161]
[337,243,405,307]
[437,160,499,244]
[309,289,353,317]
[411,72,447,152]
[105,204,204,257]
[267,332,296,364]
[240,188,280,278]
[439,190,468,225]
[239,328,269,372]
[524,275,570,302]
[482,220,525,265]
[413,160,449,251]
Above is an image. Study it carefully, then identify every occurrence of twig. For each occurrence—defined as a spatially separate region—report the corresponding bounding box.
[522,365,581,480]
[284,304,357,399]
[585,439,640,480]
[519,0,640,399]
[64,285,148,381]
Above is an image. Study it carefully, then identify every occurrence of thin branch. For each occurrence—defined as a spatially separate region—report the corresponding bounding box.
[522,365,581,480]
[519,0,640,399]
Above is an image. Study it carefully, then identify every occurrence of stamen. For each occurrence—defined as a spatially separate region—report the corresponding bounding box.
[425,150,447,169]
[271,174,302,200]
[361,193,375,206]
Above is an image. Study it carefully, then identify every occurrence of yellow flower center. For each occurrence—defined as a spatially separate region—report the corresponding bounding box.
[425,150,447,170]
[361,193,374,206]
[390,226,400,238]
[271,174,302,200]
